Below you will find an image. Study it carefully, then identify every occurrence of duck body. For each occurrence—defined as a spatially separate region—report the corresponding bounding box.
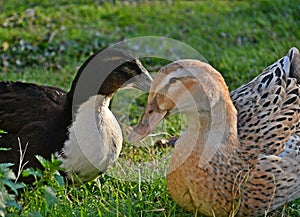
[0,48,152,183]
[0,82,70,176]
[129,47,300,216]
[57,95,122,182]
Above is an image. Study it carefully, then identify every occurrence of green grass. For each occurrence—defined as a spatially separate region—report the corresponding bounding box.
[1,0,300,216]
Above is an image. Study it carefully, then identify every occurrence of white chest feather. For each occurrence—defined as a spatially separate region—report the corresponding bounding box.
[56,95,122,183]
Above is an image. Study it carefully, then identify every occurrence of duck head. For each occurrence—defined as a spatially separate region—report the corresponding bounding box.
[129,59,230,142]
[67,48,152,106]
[97,49,152,95]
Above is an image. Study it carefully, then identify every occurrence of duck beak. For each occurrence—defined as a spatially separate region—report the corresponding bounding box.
[122,59,153,92]
[132,69,153,92]
[128,103,167,143]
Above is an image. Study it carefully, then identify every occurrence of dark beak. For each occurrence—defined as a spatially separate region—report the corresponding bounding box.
[122,59,153,92]
[132,59,153,92]
[132,70,153,92]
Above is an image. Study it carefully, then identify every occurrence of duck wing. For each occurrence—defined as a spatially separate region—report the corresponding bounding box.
[0,81,67,133]
[0,82,68,182]
[230,47,300,157]
[230,48,300,216]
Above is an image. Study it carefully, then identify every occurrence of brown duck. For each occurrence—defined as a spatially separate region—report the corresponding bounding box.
[129,47,300,216]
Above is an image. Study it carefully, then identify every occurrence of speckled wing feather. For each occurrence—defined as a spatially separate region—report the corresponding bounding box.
[0,81,66,133]
[230,47,300,158]
[229,48,300,216]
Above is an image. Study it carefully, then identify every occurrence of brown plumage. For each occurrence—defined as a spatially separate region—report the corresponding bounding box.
[129,47,300,216]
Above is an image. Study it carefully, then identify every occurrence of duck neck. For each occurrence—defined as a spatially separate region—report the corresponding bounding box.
[192,96,238,164]
[57,94,115,179]
[169,96,238,173]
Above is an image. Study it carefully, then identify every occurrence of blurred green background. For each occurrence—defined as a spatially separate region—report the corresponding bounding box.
[1,1,299,90]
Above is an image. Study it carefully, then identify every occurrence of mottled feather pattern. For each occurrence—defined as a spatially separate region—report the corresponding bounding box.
[231,49,300,159]
[228,48,300,216]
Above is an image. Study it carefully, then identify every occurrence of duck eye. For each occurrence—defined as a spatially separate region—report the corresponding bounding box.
[169,77,177,84]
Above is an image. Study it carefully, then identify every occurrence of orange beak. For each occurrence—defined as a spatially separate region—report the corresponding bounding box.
[128,103,167,143]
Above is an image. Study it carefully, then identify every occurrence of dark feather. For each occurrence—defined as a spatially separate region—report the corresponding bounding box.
[0,48,151,183]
